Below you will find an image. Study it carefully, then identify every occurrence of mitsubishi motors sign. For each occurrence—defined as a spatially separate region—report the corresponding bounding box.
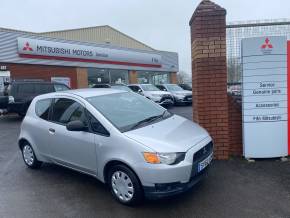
[242,36,289,158]
[17,37,162,68]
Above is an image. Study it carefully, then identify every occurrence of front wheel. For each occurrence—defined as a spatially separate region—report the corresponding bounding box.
[21,143,42,169]
[108,165,143,206]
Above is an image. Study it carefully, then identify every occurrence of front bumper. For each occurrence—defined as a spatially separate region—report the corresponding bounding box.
[174,95,192,104]
[154,95,174,106]
[157,99,174,106]
[135,139,213,199]
[144,167,209,199]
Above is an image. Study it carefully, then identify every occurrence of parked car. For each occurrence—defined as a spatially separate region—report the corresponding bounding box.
[18,89,213,205]
[156,84,192,105]
[93,83,132,92]
[2,81,69,116]
[178,83,192,91]
[128,84,174,106]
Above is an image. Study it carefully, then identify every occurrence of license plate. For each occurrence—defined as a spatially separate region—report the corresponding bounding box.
[198,153,213,172]
[188,98,192,101]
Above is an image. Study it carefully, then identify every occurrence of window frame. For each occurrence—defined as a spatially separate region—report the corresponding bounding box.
[35,98,53,121]
[49,97,88,126]
[46,96,110,137]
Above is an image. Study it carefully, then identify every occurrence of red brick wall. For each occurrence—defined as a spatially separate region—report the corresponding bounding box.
[190,0,230,160]
[5,63,78,89]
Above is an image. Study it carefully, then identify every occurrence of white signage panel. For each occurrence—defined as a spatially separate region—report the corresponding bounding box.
[242,36,288,158]
[17,37,162,68]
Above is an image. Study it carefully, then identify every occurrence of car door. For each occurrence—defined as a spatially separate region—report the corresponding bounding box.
[47,97,97,175]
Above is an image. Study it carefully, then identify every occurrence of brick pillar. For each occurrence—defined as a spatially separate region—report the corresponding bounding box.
[190,0,229,160]
[129,70,138,84]
[169,72,177,84]
[76,67,88,88]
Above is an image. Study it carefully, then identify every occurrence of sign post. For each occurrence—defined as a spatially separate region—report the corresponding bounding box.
[242,36,288,158]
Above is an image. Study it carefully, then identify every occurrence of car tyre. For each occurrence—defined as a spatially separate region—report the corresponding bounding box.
[21,143,42,169]
[108,164,143,206]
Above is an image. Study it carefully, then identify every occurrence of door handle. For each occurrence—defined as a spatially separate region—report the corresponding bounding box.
[49,128,56,134]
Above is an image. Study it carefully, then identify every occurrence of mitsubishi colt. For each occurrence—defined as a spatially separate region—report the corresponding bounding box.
[18,89,213,205]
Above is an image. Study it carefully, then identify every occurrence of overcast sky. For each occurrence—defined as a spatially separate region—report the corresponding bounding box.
[1,0,290,73]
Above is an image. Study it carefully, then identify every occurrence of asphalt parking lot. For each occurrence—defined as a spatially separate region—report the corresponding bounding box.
[0,106,290,218]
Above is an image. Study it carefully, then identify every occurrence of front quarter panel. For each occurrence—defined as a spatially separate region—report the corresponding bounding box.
[96,133,154,183]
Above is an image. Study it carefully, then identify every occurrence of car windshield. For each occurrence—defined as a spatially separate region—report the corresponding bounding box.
[166,84,184,91]
[86,92,171,132]
[111,85,131,92]
[140,84,159,91]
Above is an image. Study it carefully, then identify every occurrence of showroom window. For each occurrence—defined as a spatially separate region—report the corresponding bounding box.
[109,69,129,84]
[88,69,110,87]
[137,71,169,84]
[88,68,129,87]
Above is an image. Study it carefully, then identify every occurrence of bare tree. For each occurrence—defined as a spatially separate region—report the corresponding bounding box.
[177,71,191,84]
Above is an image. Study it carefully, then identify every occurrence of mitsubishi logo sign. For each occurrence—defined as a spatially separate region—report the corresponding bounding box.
[261,38,273,49]
[261,38,273,54]
[22,42,33,51]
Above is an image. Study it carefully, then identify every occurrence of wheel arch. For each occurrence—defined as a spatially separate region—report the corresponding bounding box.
[18,138,30,150]
[103,160,141,185]
[18,137,45,162]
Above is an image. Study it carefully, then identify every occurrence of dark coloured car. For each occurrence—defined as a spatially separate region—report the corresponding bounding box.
[4,81,69,116]
[178,83,192,91]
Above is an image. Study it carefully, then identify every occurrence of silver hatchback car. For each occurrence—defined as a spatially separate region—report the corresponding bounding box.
[18,89,213,205]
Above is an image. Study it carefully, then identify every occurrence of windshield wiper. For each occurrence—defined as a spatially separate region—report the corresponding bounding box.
[130,114,164,130]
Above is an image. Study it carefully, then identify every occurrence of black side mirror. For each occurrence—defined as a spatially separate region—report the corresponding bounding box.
[66,120,88,132]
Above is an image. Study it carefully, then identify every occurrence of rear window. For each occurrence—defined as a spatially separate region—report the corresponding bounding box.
[35,99,52,120]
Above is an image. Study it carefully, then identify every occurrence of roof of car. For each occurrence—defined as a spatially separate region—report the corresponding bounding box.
[61,88,126,98]
[12,81,63,84]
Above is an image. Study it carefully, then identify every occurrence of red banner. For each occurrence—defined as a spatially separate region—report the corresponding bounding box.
[287,41,290,155]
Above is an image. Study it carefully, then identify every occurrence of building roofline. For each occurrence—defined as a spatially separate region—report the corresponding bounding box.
[0,27,34,34]
[0,25,155,51]
[39,25,155,51]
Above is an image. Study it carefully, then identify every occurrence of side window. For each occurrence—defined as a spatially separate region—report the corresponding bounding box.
[51,98,87,125]
[87,111,110,136]
[35,84,54,94]
[35,99,52,121]
[54,84,69,92]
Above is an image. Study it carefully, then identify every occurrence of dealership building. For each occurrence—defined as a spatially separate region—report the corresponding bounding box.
[0,26,179,90]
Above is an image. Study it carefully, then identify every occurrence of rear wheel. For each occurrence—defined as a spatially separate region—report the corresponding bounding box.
[21,143,42,169]
[108,165,143,205]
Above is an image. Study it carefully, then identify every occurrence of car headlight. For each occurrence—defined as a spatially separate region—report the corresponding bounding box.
[143,152,186,165]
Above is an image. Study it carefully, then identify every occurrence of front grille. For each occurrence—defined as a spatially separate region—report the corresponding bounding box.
[193,141,213,162]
